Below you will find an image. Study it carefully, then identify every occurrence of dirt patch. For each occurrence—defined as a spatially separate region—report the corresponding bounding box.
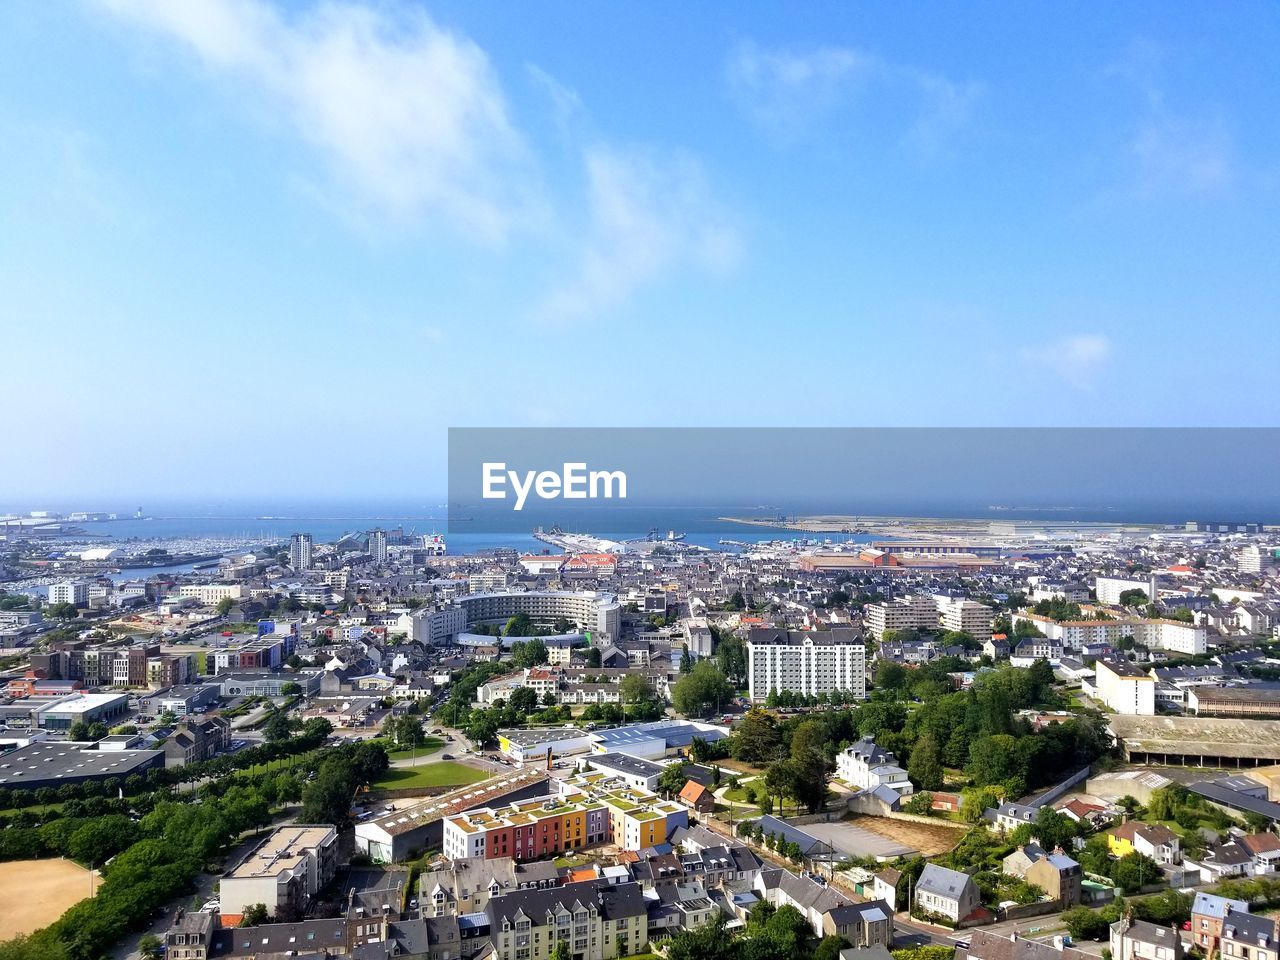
[845,815,967,857]
[0,858,98,939]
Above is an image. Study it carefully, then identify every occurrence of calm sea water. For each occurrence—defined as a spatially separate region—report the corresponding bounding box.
[21,495,1270,560]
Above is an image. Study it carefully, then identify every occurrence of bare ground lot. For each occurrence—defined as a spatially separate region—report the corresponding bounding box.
[0,858,97,939]
[844,815,968,858]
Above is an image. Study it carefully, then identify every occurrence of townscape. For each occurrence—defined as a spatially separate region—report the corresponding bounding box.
[2,516,1280,960]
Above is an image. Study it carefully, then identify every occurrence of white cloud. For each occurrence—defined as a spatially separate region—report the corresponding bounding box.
[1019,334,1113,390]
[1107,40,1235,199]
[726,42,875,139]
[532,145,740,326]
[526,63,583,134]
[726,41,981,149]
[1128,112,1234,198]
[92,0,536,241]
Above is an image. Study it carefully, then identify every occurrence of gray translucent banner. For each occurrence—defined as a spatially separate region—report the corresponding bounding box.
[447,427,1280,535]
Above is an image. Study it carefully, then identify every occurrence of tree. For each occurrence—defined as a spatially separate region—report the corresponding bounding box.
[680,646,694,674]
[873,660,910,694]
[731,709,784,764]
[45,602,80,620]
[815,935,851,960]
[620,673,654,705]
[511,638,549,668]
[1111,853,1161,893]
[280,681,302,696]
[907,733,944,791]
[137,935,163,959]
[1023,805,1077,853]
[215,596,236,616]
[903,792,935,816]
[551,942,571,960]
[585,648,602,668]
[724,591,746,611]
[509,687,539,713]
[786,719,832,813]
[960,787,1001,823]
[1118,589,1149,607]
[1062,906,1111,941]
[671,661,734,718]
[504,613,533,637]
[658,762,690,797]
[240,904,270,927]
[263,707,292,743]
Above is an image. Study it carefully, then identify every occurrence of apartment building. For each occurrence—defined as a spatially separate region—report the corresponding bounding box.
[1096,576,1160,606]
[289,533,314,571]
[407,606,467,645]
[1093,659,1156,716]
[48,581,90,607]
[177,584,246,605]
[1012,613,1206,655]
[219,825,339,926]
[938,598,994,641]
[1239,546,1277,574]
[485,879,648,960]
[863,596,938,639]
[441,775,687,862]
[746,628,866,702]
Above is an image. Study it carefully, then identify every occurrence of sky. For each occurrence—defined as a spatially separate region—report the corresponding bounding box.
[1,1,1278,502]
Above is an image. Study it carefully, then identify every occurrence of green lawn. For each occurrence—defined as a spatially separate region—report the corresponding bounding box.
[373,762,489,790]
[385,738,445,762]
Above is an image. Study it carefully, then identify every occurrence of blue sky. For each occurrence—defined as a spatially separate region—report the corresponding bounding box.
[2,1,1278,500]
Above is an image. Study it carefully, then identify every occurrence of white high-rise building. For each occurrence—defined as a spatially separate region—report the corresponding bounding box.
[48,581,89,607]
[746,628,866,701]
[1239,545,1276,574]
[369,529,388,565]
[863,595,938,639]
[289,533,314,571]
[1093,659,1155,715]
[937,598,994,641]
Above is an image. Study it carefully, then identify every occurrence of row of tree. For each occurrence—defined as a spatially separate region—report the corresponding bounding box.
[0,739,388,960]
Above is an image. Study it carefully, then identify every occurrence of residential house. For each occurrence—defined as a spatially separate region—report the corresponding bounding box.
[988,802,1037,834]
[1240,832,1280,875]
[1191,892,1251,955]
[1003,844,1048,880]
[914,863,980,924]
[1187,839,1252,881]
[1222,910,1280,960]
[420,856,560,917]
[1026,852,1083,908]
[835,738,913,796]
[965,930,1095,960]
[483,879,648,960]
[678,780,715,815]
[873,868,900,913]
[1108,822,1182,864]
[823,901,894,949]
[1111,916,1186,960]
[162,716,231,768]
[164,909,216,960]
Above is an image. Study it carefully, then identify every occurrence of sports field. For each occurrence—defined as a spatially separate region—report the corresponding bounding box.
[0,858,97,939]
